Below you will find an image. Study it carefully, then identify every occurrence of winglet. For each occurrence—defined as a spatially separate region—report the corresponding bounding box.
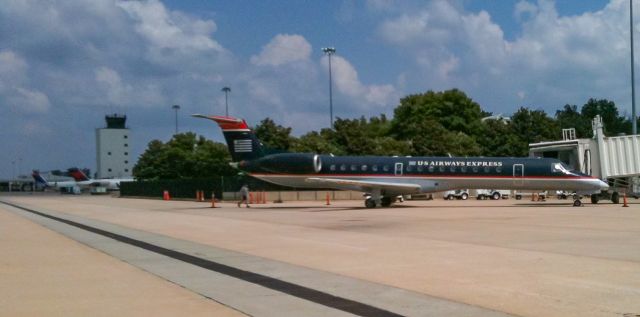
[192,114,249,131]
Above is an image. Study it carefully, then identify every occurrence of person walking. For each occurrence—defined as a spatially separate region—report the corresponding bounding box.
[237,184,250,208]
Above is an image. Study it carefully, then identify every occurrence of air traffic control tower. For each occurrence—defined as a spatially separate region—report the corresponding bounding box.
[96,114,131,179]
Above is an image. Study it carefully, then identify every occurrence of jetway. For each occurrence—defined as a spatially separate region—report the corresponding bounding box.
[529,115,640,195]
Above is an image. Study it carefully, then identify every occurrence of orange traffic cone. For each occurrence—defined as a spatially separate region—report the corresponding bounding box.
[623,192,629,207]
[326,192,331,205]
[163,190,170,201]
[211,192,216,208]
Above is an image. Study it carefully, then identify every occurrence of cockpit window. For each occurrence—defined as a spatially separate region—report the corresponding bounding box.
[552,163,572,175]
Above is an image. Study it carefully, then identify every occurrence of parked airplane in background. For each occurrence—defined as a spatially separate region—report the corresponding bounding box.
[32,170,81,193]
[32,169,133,191]
[194,114,609,207]
[66,168,134,190]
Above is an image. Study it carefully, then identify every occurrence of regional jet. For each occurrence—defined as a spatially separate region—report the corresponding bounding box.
[194,115,609,207]
[66,168,133,190]
[32,169,133,191]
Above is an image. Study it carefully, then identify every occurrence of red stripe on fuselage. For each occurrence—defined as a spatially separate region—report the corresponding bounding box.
[247,172,595,180]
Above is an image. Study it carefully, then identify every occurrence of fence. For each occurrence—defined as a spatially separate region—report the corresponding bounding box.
[120,175,304,199]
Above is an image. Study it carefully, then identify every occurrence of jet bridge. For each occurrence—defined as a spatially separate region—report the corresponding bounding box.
[529,115,640,199]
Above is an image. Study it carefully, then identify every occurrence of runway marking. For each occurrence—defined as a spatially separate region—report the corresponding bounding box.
[0,201,403,317]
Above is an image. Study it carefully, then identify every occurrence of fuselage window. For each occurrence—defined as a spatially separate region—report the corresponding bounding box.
[340,164,347,171]
[350,165,357,171]
[450,166,456,173]
[460,166,467,173]
[484,166,490,173]
[417,165,423,172]
[330,164,336,171]
[496,166,502,173]
[372,165,378,172]
[472,166,478,173]
[428,166,435,173]
[438,166,445,173]
[406,165,413,172]
[361,165,368,171]
[383,165,390,172]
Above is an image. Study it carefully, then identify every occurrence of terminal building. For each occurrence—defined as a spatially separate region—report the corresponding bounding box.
[96,114,132,179]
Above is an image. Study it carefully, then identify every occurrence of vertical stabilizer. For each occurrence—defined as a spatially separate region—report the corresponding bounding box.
[193,114,266,162]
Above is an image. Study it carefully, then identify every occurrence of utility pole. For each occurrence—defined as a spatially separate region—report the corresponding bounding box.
[632,0,638,134]
[221,87,231,117]
[322,47,336,129]
[172,104,180,134]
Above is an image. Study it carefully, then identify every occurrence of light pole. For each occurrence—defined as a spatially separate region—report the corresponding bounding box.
[11,160,15,180]
[221,87,231,116]
[172,104,180,134]
[632,0,638,135]
[322,47,336,129]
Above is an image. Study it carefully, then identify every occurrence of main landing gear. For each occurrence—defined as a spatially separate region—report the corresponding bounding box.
[573,199,582,207]
[364,190,395,208]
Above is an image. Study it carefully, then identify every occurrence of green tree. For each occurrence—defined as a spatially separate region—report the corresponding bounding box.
[390,89,484,156]
[580,98,630,136]
[254,118,293,151]
[477,118,522,157]
[555,104,592,138]
[133,133,234,180]
[509,107,560,156]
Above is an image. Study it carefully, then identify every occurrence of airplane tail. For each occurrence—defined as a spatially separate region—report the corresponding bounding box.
[193,114,268,162]
[32,170,48,187]
[67,168,90,181]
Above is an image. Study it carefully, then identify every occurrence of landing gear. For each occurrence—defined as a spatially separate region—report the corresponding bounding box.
[573,199,582,207]
[590,194,599,204]
[365,198,376,208]
[611,192,620,204]
[380,196,392,207]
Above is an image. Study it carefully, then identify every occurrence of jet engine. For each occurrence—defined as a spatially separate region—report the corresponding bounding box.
[251,153,322,174]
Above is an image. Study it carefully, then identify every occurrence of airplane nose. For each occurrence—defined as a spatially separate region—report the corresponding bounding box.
[597,179,609,191]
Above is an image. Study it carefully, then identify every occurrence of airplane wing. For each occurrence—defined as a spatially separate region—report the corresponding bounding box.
[305,177,422,194]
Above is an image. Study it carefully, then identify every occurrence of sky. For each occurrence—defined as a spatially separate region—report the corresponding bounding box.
[0,0,636,178]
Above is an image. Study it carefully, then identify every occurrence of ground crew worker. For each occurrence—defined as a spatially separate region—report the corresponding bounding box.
[237,184,250,208]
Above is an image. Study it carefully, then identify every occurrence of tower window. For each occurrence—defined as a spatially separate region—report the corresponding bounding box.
[124,152,128,156]
[124,135,128,139]
[124,160,128,164]
[107,152,111,155]
[125,169,129,172]
[108,168,112,172]
[124,143,128,147]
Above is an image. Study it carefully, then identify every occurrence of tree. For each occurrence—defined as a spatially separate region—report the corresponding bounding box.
[555,104,592,138]
[580,98,630,136]
[133,133,234,180]
[390,89,484,156]
[509,107,560,156]
[254,118,294,151]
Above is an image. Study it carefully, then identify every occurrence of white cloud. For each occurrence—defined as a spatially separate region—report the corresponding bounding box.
[323,55,398,108]
[251,34,312,66]
[116,0,223,53]
[0,50,50,113]
[377,0,634,114]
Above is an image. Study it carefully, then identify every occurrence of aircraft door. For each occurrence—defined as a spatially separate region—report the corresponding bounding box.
[395,163,403,176]
[513,164,524,185]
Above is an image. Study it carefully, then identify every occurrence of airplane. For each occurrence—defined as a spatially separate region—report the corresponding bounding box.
[32,169,133,191]
[66,168,134,190]
[32,170,82,193]
[193,114,609,207]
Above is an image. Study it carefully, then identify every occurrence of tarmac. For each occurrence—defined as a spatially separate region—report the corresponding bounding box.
[1,193,639,317]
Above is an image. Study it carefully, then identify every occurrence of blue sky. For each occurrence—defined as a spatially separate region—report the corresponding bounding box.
[0,0,634,179]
